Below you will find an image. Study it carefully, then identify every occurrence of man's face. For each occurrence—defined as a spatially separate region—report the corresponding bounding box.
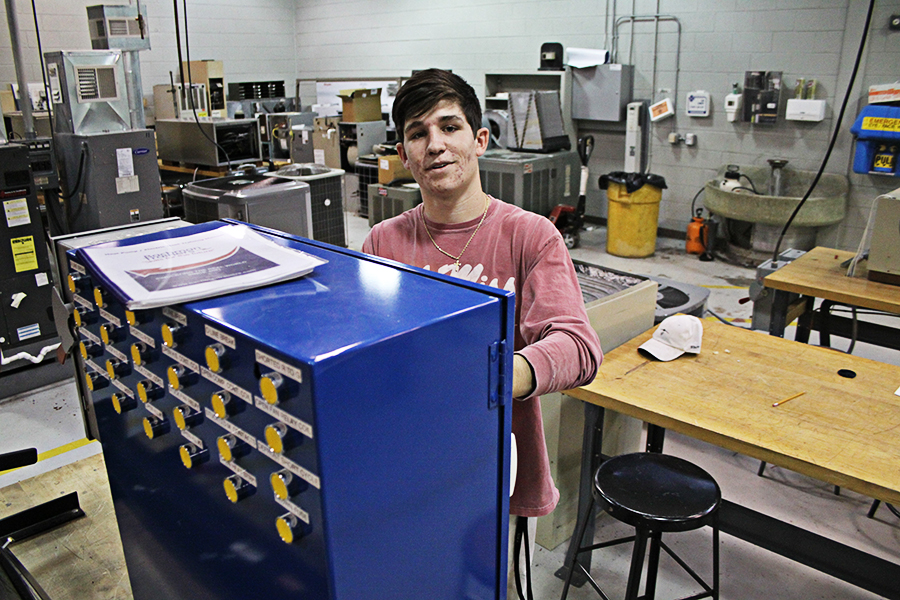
[397,99,489,199]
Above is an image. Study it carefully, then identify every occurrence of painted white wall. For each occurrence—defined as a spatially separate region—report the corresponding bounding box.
[3,0,900,249]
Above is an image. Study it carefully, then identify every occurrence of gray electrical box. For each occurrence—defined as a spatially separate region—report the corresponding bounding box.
[571,64,634,122]
[54,129,163,233]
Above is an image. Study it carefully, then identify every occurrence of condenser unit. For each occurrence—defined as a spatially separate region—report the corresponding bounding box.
[478,149,580,217]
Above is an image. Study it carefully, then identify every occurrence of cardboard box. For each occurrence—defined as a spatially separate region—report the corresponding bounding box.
[313,116,342,169]
[378,154,412,184]
[338,88,382,122]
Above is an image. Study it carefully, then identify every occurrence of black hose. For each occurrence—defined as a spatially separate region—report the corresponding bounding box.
[772,0,876,261]
[180,0,232,169]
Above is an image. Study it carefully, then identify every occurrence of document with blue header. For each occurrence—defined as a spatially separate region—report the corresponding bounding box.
[78,222,326,309]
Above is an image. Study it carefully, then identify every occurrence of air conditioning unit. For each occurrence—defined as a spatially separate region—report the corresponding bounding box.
[367,182,422,228]
[44,50,130,134]
[269,163,348,247]
[478,149,580,217]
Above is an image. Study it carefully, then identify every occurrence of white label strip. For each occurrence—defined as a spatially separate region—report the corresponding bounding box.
[84,359,105,375]
[130,326,155,347]
[255,350,303,383]
[70,261,85,274]
[256,441,320,489]
[112,379,134,398]
[254,397,313,439]
[134,364,164,388]
[74,294,92,309]
[162,307,187,325]
[181,429,204,448]
[204,408,258,447]
[170,388,200,412]
[205,325,236,349]
[144,402,164,420]
[80,328,101,345]
[201,368,252,403]
[162,345,200,372]
[106,345,128,363]
[99,309,121,327]
[219,455,257,487]
[275,496,310,524]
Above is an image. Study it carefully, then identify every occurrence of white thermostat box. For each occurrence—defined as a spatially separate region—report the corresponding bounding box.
[686,90,710,117]
[785,99,826,122]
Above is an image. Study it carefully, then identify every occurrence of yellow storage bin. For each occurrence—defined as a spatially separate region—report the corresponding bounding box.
[600,172,667,258]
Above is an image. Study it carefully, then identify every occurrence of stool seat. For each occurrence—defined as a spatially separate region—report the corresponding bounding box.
[594,453,720,533]
[561,452,721,600]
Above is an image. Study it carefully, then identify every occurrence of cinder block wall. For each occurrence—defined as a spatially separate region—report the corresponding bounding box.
[2,0,898,250]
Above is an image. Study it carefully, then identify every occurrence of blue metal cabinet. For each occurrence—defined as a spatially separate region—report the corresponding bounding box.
[69,222,514,600]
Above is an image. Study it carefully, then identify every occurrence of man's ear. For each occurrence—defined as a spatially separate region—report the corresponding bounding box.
[474,127,490,157]
[396,141,410,168]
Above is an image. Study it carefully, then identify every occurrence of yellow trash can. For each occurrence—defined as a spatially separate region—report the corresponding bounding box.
[600,172,667,258]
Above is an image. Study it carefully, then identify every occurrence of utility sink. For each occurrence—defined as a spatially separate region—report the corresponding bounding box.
[704,165,848,227]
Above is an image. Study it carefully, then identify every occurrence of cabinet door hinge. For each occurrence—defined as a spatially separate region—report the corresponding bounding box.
[488,340,508,409]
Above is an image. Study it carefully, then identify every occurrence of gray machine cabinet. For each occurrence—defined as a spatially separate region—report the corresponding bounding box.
[571,64,635,122]
[54,129,163,233]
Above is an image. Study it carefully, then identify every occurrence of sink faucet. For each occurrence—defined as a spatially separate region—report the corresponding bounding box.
[767,159,789,196]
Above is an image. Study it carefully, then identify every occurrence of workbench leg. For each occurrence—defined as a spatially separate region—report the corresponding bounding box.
[646,424,666,453]
[794,296,816,344]
[768,289,790,338]
[555,403,604,586]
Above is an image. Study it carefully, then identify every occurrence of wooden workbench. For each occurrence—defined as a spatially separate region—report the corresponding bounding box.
[560,319,900,597]
[566,319,900,505]
[764,247,900,345]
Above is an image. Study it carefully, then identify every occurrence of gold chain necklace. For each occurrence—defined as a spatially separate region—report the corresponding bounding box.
[422,194,490,272]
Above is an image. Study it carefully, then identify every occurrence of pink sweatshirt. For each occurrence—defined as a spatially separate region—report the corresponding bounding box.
[363,198,602,517]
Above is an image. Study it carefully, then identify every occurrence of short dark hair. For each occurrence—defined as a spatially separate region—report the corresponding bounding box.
[392,69,482,142]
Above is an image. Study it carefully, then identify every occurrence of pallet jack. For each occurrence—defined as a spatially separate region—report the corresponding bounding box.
[548,136,594,249]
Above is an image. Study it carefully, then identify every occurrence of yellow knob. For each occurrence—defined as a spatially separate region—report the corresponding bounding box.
[100,323,119,345]
[130,342,147,365]
[167,365,186,390]
[161,323,183,348]
[79,341,89,360]
[105,358,124,380]
[260,372,284,405]
[205,343,226,373]
[264,422,288,454]
[276,514,298,544]
[217,435,238,462]
[66,273,78,293]
[223,475,251,503]
[142,416,167,440]
[111,392,124,414]
[270,470,293,501]
[179,444,207,469]
[137,380,161,404]
[211,391,232,419]
[93,286,105,307]
[85,371,95,391]
[173,406,199,430]
[125,310,138,326]
[73,308,83,328]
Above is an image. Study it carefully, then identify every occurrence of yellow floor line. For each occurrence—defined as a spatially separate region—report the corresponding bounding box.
[0,438,98,476]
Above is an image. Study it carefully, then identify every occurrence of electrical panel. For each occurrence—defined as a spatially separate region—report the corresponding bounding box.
[0,143,57,355]
[65,221,513,599]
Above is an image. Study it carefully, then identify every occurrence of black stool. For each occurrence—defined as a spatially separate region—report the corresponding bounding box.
[560,452,720,600]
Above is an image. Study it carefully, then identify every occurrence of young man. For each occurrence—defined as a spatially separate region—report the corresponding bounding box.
[362,69,602,594]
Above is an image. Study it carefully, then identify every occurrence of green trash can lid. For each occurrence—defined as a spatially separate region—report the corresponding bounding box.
[599,172,667,193]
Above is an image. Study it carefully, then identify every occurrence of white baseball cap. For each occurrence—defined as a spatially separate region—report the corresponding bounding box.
[638,314,703,361]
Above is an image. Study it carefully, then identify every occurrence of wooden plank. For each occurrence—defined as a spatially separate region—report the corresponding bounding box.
[565,319,900,505]
[764,247,900,314]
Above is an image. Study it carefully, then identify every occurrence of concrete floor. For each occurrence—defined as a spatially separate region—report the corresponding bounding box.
[1,212,898,599]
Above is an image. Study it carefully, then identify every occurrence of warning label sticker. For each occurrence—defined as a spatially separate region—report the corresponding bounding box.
[11,236,38,272]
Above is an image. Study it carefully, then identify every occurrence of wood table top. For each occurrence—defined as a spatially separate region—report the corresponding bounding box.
[566,319,900,505]
[763,246,900,314]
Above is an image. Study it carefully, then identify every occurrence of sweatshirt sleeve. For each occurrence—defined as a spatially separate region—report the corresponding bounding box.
[514,222,602,399]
